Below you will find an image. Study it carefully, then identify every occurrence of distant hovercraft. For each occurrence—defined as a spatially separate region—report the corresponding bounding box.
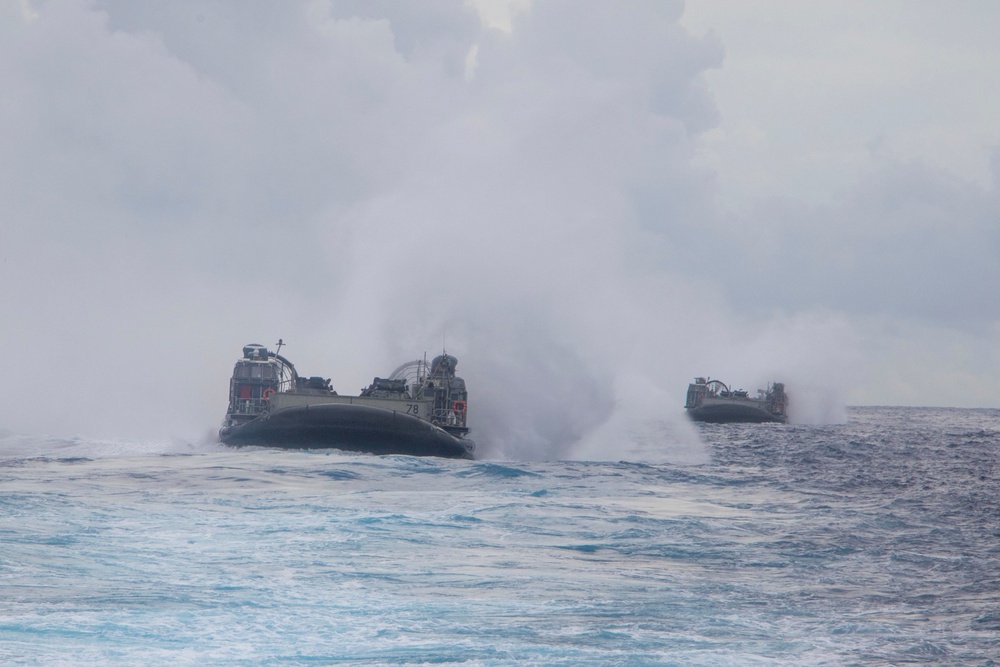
[684,377,788,423]
[219,342,475,459]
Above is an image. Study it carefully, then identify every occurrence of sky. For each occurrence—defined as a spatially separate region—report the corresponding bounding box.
[1,0,998,458]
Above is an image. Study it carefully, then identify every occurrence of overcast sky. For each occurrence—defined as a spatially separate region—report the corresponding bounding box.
[2,0,998,457]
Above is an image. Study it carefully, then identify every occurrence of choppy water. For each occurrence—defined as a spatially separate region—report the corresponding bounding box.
[1,407,998,666]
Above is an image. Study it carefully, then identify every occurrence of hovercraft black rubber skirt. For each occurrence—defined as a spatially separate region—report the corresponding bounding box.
[219,403,474,459]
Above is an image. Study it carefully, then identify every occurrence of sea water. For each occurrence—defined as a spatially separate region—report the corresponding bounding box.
[1,407,998,666]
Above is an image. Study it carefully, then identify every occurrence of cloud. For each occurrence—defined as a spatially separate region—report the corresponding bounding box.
[683,0,1000,204]
[703,159,1000,327]
[1,0,995,456]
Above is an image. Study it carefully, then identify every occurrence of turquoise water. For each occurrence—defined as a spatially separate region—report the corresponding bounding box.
[1,407,998,665]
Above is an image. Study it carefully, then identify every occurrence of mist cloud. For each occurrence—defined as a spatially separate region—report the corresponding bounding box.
[1,1,994,456]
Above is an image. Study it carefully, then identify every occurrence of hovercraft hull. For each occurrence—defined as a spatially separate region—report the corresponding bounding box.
[686,401,786,424]
[219,403,474,459]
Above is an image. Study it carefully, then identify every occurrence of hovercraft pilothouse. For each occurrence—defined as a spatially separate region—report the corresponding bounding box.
[224,343,300,427]
[219,342,475,458]
[383,353,470,440]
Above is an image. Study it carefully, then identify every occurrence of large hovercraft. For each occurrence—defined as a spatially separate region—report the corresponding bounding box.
[684,377,788,424]
[219,342,475,458]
